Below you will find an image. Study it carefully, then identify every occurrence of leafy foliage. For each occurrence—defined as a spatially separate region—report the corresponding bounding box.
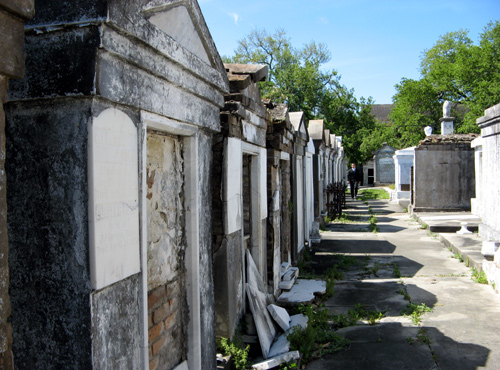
[216,337,249,370]
[225,28,376,164]
[401,303,433,325]
[286,305,349,364]
[390,20,500,146]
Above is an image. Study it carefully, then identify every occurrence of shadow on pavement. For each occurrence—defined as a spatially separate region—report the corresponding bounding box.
[317,238,397,254]
[305,323,489,370]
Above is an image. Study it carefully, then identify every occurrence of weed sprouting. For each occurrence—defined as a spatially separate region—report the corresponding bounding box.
[216,337,249,370]
[406,328,432,345]
[392,263,401,278]
[451,253,464,263]
[287,305,350,364]
[471,268,488,284]
[398,288,411,301]
[401,303,433,325]
[369,261,381,276]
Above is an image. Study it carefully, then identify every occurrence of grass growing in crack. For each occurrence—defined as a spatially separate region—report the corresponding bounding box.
[334,213,362,223]
[368,261,381,276]
[406,328,432,345]
[334,254,361,270]
[427,230,439,239]
[349,303,386,325]
[325,268,339,297]
[392,263,401,278]
[471,268,488,284]
[401,303,433,325]
[358,189,390,200]
[297,249,312,272]
[398,288,411,301]
[287,305,350,364]
[451,253,464,263]
[216,337,249,370]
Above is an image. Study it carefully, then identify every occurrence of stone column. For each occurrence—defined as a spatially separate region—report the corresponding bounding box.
[0,1,34,367]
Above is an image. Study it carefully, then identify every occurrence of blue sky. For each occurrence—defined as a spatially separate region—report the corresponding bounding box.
[198,0,499,104]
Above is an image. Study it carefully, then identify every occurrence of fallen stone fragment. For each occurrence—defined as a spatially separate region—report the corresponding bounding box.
[277,279,326,307]
[251,351,300,370]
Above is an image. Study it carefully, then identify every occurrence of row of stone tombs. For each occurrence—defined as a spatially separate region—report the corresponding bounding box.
[6,76,343,370]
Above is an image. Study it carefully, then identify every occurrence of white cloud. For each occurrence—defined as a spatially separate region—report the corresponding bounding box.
[229,12,239,25]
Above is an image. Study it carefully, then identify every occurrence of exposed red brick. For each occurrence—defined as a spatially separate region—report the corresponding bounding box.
[164,311,178,331]
[148,322,163,343]
[148,286,166,309]
[153,302,169,325]
[149,357,159,370]
[152,335,167,356]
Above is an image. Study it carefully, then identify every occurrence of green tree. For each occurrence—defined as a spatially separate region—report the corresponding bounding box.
[389,78,442,147]
[227,28,340,121]
[225,28,374,164]
[391,20,500,143]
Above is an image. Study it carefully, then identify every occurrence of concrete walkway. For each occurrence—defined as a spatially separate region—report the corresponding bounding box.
[305,194,500,370]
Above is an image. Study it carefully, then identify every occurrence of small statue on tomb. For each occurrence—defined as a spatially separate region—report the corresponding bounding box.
[443,100,451,118]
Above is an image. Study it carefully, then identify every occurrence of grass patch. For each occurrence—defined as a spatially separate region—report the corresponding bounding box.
[359,188,390,200]
[398,288,411,301]
[451,253,464,263]
[216,337,249,370]
[392,263,401,278]
[333,213,361,223]
[406,328,432,345]
[287,305,350,364]
[369,261,381,276]
[471,268,488,284]
[349,303,386,325]
[401,303,433,325]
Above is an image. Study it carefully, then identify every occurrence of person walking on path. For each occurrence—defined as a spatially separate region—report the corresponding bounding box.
[347,163,363,199]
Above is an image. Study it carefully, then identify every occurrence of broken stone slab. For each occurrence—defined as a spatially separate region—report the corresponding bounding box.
[267,304,290,331]
[267,313,309,358]
[278,279,295,290]
[247,249,268,300]
[289,313,308,329]
[282,267,299,281]
[279,267,299,290]
[251,351,300,370]
[277,279,326,307]
[246,283,277,359]
[280,262,291,277]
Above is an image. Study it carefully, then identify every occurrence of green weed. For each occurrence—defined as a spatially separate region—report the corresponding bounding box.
[392,263,401,278]
[359,189,390,200]
[216,337,249,370]
[471,268,488,284]
[451,253,464,263]
[401,303,433,325]
[287,305,350,364]
[398,288,411,301]
[369,261,381,276]
[406,328,432,345]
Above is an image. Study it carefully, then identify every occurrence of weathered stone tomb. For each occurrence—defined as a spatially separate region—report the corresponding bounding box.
[6,1,228,369]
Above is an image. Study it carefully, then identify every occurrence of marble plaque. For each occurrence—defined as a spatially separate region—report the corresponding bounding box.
[89,108,140,290]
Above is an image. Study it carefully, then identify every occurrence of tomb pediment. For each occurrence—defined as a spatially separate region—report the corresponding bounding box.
[289,111,309,141]
[144,1,211,65]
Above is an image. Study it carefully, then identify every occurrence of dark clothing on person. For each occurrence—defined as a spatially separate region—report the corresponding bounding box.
[347,167,363,198]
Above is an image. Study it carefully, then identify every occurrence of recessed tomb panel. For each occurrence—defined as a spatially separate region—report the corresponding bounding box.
[89,108,140,290]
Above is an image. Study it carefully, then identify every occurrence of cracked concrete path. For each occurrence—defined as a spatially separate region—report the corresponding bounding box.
[305,193,500,370]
